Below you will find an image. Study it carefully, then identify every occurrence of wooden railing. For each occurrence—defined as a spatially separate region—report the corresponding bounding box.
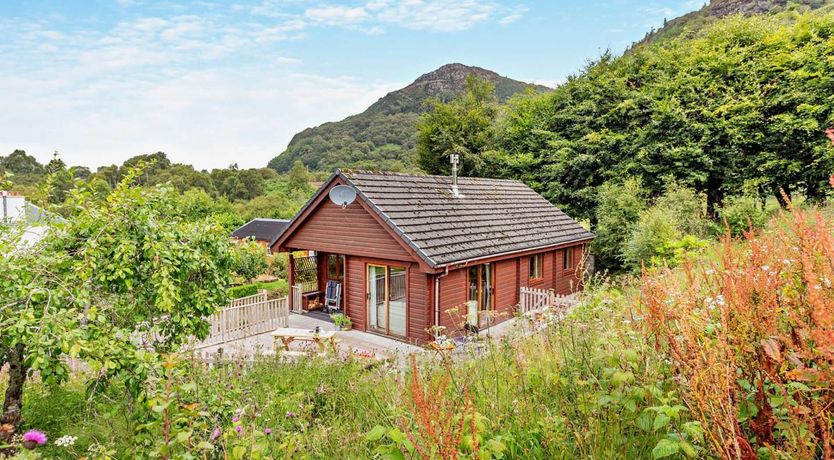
[291,284,303,313]
[229,290,268,307]
[194,290,289,348]
[518,287,579,314]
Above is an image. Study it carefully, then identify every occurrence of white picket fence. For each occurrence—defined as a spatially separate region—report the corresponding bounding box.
[194,289,290,348]
[518,287,579,314]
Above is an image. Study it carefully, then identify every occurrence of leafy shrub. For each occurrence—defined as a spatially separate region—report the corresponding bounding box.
[642,207,834,458]
[269,252,289,278]
[653,184,712,238]
[622,185,712,272]
[227,283,259,299]
[622,207,680,271]
[230,240,268,283]
[717,195,770,237]
[592,179,648,269]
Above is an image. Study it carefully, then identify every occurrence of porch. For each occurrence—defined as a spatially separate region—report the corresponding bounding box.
[288,252,345,313]
[194,311,423,359]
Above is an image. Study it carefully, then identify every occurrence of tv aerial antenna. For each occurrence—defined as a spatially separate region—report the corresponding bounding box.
[329,185,357,209]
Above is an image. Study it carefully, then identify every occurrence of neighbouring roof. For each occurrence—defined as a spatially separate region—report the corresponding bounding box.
[284,171,594,268]
[231,218,290,245]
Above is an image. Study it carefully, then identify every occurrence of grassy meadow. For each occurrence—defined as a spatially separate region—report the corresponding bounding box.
[4,206,834,459]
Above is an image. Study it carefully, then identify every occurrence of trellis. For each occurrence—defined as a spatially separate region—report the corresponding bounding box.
[293,255,318,293]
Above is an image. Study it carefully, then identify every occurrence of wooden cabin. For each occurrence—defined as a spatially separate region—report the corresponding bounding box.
[272,171,594,344]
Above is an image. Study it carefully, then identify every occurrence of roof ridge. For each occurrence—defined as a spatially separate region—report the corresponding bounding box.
[340,169,525,184]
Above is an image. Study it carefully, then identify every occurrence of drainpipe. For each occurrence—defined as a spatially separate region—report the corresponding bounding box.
[433,266,450,333]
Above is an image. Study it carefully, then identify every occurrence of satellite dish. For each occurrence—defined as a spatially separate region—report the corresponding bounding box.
[329,185,357,208]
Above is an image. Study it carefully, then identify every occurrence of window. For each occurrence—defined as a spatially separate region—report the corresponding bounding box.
[467,263,494,328]
[529,254,543,280]
[563,248,575,270]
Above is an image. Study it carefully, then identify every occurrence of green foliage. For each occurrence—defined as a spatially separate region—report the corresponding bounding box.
[717,194,771,236]
[0,166,233,434]
[592,179,648,270]
[267,65,545,174]
[492,9,834,223]
[287,160,313,195]
[9,278,702,458]
[618,185,711,272]
[230,241,269,283]
[227,284,259,299]
[329,313,351,328]
[416,76,500,176]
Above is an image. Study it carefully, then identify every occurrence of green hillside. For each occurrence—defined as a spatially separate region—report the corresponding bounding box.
[267,63,548,173]
[637,0,834,45]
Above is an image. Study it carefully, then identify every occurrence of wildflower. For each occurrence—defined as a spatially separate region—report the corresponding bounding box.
[264,428,272,435]
[286,411,297,418]
[22,430,48,449]
[235,425,242,434]
[210,428,221,441]
[232,416,240,423]
[55,435,77,447]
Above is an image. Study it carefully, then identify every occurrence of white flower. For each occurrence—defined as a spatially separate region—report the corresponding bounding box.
[55,435,77,447]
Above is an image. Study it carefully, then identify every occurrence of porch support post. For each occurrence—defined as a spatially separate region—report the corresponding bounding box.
[288,252,295,312]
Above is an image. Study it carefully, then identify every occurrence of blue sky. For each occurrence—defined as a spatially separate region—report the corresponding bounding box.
[0,0,703,169]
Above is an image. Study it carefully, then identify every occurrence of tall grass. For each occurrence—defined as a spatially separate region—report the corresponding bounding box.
[6,280,694,459]
[643,206,834,459]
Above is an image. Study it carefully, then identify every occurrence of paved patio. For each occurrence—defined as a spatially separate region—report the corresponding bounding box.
[193,312,425,360]
[191,310,530,362]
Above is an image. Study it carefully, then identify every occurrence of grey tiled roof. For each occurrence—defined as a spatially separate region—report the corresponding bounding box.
[341,171,594,267]
[231,218,290,245]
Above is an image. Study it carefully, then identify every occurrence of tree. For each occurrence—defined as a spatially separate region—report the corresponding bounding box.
[0,167,232,439]
[231,240,269,283]
[287,160,312,194]
[0,150,42,175]
[592,179,648,270]
[416,76,499,176]
[492,10,834,222]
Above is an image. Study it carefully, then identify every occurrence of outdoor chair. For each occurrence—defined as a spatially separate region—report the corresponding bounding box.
[324,280,342,313]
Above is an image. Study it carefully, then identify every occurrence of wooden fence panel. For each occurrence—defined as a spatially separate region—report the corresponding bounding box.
[194,290,289,349]
[518,287,579,314]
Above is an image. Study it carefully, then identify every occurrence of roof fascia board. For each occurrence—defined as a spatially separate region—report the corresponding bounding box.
[426,236,595,273]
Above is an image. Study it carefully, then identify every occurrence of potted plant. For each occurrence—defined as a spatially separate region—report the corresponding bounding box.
[330,313,352,331]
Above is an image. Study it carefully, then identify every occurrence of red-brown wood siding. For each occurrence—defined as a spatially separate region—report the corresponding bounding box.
[345,255,366,332]
[438,268,467,334]
[495,259,517,319]
[284,200,414,262]
[555,245,584,295]
[343,255,430,343]
[408,269,430,343]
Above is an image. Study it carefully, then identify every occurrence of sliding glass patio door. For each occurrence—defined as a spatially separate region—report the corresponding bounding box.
[367,264,407,337]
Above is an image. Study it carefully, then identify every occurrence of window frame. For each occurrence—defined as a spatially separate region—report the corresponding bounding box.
[529,253,544,281]
[563,247,575,271]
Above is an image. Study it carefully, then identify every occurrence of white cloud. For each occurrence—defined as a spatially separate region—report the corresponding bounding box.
[0,0,528,169]
[372,0,496,32]
[305,5,370,25]
[499,13,522,25]
[0,66,402,169]
[0,10,397,169]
